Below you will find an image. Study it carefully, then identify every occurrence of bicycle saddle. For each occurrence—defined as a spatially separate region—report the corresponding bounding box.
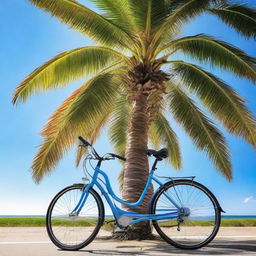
[147,148,168,159]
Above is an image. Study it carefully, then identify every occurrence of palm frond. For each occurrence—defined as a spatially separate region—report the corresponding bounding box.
[13,46,126,104]
[125,0,172,32]
[149,112,181,169]
[208,4,256,39]
[145,0,152,36]
[108,93,130,191]
[90,0,137,33]
[167,82,232,180]
[152,0,213,48]
[117,168,125,191]
[108,92,130,157]
[32,70,122,182]
[76,112,111,166]
[169,60,256,147]
[29,0,133,48]
[76,142,87,167]
[162,34,256,82]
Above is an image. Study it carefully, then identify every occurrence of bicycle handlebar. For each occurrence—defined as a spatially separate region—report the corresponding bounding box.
[108,153,126,161]
[78,136,91,147]
[78,136,101,159]
[78,136,126,162]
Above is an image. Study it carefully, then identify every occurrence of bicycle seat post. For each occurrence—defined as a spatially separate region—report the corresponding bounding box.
[152,158,160,171]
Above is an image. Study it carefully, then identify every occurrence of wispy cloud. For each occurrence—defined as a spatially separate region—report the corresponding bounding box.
[243,196,256,203]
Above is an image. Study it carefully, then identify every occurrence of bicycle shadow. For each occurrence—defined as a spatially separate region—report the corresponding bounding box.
[78,239,256,255]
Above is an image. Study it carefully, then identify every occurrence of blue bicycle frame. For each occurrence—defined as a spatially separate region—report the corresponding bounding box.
[71,162,182,226]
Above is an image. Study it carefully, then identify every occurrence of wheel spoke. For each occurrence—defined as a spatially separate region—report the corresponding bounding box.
[152,181,220,249]
[47,185,103,250]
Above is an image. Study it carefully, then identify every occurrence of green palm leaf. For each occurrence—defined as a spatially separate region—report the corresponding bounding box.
[126,0,171,32]
[149,112,181,169]
[29,0,133,48]
[108,93,130,157]
[108,94,130,190]
[169,60,256,147]
[13,46,125,103]
[76,112,111,166]
[14,0,256,185]
[152,0,213,48]
[167,83,232,180]
[76,141,87,168]
[208,4,256,39]
[90,0,136,33]
[161,34,256,82]
[32,71,121,182]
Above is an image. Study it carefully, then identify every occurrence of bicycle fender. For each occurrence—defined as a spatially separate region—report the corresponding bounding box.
[73,183,86,187]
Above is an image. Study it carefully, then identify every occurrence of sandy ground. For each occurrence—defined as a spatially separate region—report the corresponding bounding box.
[0,227,255,256]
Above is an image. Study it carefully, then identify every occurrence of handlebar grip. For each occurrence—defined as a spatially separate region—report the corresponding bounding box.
[78,136,91,146]
[110,153,126,161]
[116,155,126,161]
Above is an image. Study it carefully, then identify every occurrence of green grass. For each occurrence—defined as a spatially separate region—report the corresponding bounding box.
[220,219,256,227]
[0,218,46,227]
[158,219,256,227]
[0,217,115,228]
[0,217,255,227]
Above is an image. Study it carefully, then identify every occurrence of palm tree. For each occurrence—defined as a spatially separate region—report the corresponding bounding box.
[13,0,256,238]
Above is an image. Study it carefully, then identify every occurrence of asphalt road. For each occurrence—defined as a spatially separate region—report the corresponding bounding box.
[0,227,255,256]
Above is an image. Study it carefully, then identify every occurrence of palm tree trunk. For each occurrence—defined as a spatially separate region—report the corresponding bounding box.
[115,93,154,239]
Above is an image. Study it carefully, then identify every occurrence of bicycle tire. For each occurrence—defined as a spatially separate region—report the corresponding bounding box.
[151,179,221,249]
[46,184,104,250]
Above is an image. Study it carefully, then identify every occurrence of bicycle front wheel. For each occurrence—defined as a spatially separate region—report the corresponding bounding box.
[46,184,104,250]
[151,180,221,249]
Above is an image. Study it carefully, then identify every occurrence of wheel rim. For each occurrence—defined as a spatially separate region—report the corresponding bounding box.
[48,187,101,248]
[153,182,219,247]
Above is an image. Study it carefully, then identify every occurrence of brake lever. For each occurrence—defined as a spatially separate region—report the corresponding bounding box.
[103,154,115,160]
[108,153,126,161]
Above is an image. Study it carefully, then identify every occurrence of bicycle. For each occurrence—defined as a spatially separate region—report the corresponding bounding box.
[46,136,223,251]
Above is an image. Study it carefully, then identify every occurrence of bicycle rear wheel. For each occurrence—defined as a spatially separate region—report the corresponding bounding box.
[151,180,221,249]
[46,184,104,250]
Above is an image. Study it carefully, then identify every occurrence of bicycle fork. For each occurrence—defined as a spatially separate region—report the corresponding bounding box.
[69,184,92,216]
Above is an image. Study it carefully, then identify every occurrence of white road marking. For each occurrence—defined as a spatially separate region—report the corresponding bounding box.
[0,236,255,245]
[0,241,51,245]
[217,236,256,238]
[162,236,256,239]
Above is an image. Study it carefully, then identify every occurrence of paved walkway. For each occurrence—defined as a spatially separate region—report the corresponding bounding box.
[0,227,255,256]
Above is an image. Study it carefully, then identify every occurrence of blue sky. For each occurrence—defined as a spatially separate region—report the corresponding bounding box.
[0,0,256,215]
